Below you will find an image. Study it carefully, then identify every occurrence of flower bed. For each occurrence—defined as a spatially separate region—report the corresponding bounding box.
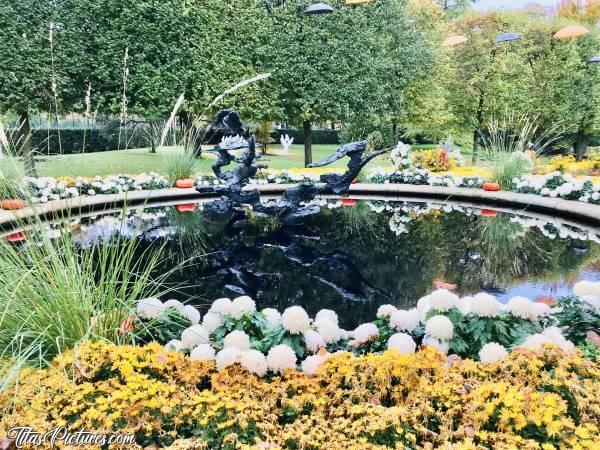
[21,173,170,204]
[132,282,600,376]
[1,342,598,449]
[512,172,600,204]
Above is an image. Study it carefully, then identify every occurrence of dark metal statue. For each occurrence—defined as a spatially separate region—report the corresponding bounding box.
[197,109,389,224]
[308,140,389,195]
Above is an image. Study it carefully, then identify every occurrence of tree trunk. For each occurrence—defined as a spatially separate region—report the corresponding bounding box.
[575,129,588,161]
[149,122,156,153]
[472,92,485,165]
[18,111,37,178]
[392,118,398,146]
[304,120,312,167]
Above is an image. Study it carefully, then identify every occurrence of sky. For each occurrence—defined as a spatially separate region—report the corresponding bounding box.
[473,0,559,11]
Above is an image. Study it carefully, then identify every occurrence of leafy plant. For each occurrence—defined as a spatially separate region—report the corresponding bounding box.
[551,296,600,344]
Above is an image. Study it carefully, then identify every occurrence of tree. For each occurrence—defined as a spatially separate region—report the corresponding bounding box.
[63,0,275,148]
[0,1,77,176]
[517,16,600,159]
[440,13,529,163]
[267,0,433,166]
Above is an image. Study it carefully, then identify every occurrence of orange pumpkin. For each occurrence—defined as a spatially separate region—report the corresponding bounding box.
[175,179,195,189]
[176,203,197,213]
[481,209,498,217]
[341,198,357,206]
[351,178,359,184]
[483,182,500,192]
[5,232,26,242]
[1,199,25,210]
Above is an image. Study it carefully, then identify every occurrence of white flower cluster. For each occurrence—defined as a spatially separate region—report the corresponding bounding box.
[512,172,600,204]
[23,173,169,204]
[429,173,485,188]
[390,142,412,170]
[508,214,600,244]
[573,280,600,310]
[136,297,201,323]
[136,281,596,376]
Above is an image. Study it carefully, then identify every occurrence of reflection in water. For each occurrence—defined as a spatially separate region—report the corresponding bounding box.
[19,199,600,328]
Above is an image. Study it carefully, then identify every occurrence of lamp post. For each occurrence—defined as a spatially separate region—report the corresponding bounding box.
[300,3,334,167]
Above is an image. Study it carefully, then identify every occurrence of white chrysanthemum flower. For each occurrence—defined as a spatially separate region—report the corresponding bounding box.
[137,297,164,320]
[390,308,419,332]
[202,312,223,334]
[209,297,233,316]
[471,293,500,317]
[164,339,182,352]
[301,354,328,376]
[387,333,416,354]
[262,308,282,326]
[315,309,338,325]
[266,344,297,373]
[190,344,216,361]
[223,330,251,351]
[304,330,326,353]
[163,299,185,313]
[507,296,536,320]
[425,315,454,341]
[542,327,575,352]
[479,342,508,364]
[458,296,473,315]
[281,306,311,334]
[422,336,450,355]
[316,319,341,344]
[429,289,458,312]
[417,295,432,320]
[215,347,242,371]
[182,305,201,324]
[533,303,552,317]
[230,296,256,319]
[573,280,600,297]
[240,350,268,376]
[581,295,600,310]
[520,333,553,351]
[181,325,209,349]
[377,304,397,318]
[353,323,379,345]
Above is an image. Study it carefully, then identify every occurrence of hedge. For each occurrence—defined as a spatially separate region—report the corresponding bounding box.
[19,127,340,155]
[24,129,149,155]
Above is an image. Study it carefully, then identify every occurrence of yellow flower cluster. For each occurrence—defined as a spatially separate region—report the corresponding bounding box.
[412,148,456,172]
[1,342,599,449]
[443,166,492,179]
[547,154,600,176]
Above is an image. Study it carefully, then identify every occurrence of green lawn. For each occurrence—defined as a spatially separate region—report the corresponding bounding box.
[0,144,390,179]
[0,143,474,180]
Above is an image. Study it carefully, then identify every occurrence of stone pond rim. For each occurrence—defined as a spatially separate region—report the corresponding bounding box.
[0,183,599,231]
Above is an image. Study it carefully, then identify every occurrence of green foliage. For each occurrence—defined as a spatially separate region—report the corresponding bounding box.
[578,340,600,361]
[131,308,193,346]
[267,0,434,125]
[552,296,600,344]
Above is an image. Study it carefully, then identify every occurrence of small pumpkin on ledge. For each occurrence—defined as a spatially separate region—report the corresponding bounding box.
[175,179,195,189]
[1,199,25,210]
[482,182,501,192]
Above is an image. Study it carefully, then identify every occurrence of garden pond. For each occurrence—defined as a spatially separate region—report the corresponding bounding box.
[7,197,600,329]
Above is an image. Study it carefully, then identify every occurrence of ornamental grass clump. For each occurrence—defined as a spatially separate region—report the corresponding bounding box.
[482,113,564,190]
[0,215,175,366]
